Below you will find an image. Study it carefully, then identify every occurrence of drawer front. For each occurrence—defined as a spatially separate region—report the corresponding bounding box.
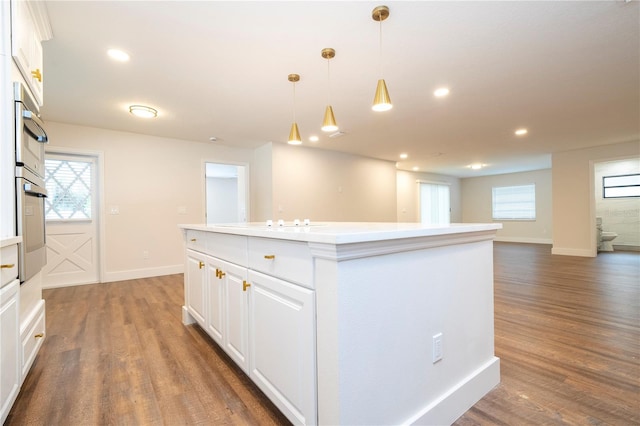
[248,237,313,288]
[22,304,45,379]
[185,230,208,252]
[186,230,248,266]
[1,244,19,287]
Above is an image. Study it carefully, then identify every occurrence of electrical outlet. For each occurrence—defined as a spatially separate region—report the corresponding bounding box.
[109,206,120,215]
[143,250,149,259]
[433,333,443,363]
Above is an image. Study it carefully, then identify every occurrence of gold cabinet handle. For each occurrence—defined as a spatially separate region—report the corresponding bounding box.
[190,238,196,242]
[264,255,275,260]
[31,68,42,82]
[34,333,44,339]
[1,264,15,269]
[218,271,226,278]
[215,268,220,278]
[198,261,205,269]
[243,281,251,291]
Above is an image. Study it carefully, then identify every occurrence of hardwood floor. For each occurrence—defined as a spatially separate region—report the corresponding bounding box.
[6,243,639,425]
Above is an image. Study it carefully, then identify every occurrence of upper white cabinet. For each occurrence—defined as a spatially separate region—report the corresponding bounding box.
[11,0,52,106]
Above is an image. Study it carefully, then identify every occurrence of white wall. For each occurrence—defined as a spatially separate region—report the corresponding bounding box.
[594,157,640,249]
[552,140,640,256]
[206,177,239,223]
[396,170,461,223]
[46,121,254,282]
[461,169,553,244]
[269,143,397,222]
[251,142,273,222]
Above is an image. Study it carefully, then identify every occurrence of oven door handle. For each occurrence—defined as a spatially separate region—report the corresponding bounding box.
[23,182,48,198]
[22,110,49,143]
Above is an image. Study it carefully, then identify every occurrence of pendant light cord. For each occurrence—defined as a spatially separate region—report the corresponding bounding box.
[378,15,383,78]
[327,59,331,104]
[292,81,296,122]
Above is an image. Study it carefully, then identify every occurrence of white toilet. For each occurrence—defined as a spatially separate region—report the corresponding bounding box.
[600,231,618,252]
[596,217,618,252]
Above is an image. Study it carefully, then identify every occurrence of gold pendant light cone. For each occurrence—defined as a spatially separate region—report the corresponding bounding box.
[321,105,338,132]
[288,122,302,145]
[372,79,392,111]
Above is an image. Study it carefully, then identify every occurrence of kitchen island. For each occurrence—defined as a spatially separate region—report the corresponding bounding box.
[180,222,501,425]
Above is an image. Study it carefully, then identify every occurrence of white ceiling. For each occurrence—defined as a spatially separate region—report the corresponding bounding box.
[40,1,639,178]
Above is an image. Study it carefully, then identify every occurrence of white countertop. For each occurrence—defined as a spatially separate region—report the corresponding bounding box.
[180,222,502,244]
[0,236,22,248]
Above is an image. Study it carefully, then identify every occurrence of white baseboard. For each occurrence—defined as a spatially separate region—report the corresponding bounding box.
[102,264,184,283]
[404,357,500,425]
[551,247,595,257]
[494,237,553,244]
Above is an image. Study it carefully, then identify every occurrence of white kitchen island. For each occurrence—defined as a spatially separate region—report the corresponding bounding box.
[180,222,502,426]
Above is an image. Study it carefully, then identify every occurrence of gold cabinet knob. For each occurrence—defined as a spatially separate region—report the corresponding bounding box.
[34,333,44,339]
[1,264,15,269]
[243,281,251,292]
[218,271,226,278]
[31,68,42,82]
[190,238,196,242]
[198,261,205,269]
[264,255,275,260]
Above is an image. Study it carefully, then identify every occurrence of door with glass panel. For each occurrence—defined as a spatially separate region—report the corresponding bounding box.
[42,153,99,287]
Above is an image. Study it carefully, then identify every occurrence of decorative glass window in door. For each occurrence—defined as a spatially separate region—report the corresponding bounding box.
[44,158,93,220]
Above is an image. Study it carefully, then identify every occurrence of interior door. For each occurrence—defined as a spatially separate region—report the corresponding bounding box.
[42,153,99,288]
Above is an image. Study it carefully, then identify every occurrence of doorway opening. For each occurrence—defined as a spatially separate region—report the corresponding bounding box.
[205,163,248,225]
[593,157,640,254]
[419,181,450,225]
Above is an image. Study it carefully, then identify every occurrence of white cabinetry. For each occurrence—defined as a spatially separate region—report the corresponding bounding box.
[182,223,502,425]
[182,232,316,425]
[185,250,207,327]
[10,0,51,106]
[248,270,316,425]
[1,243,21,425]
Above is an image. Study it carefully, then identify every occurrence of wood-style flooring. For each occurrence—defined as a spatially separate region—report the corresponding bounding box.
[6,243,640,425]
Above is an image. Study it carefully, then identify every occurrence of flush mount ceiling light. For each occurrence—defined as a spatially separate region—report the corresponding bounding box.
[107,48,130,62]
[469,163,484,170]
[434,87,450,97]
[309,135,319,142]
[129,105,157,118]
[372,5,392,112]
[287,74,302,145]
[321,48,339,132]
[515,128,528,136]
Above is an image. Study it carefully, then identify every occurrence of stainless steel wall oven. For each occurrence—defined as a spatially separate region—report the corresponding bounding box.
[14,82,48,283]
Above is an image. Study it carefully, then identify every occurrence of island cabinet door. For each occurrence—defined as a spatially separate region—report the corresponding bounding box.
[185,249,208,327]
[205,257,225,347]
[220,259,249,373]
[247,270,317,426]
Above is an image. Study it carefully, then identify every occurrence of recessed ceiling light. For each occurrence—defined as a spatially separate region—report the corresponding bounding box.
[412,166,419,171]
[107,49,130,62]
[209,136,218,142]
[434,87,450,97]
[309,135,319,142]
[129,105,157,118]
[399,153,408,159]
[469,163,484,170]
[515,128,528,136]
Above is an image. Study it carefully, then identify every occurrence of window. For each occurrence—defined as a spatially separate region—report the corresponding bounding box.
[44,158,93,220]
[492,184,536,220]
[420,182,450,225]
[603,174,640,198]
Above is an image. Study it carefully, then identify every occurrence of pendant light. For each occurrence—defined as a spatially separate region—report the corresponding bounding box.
[321,48,338,132]
[287,74,302,145]
[372,5,392,112]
